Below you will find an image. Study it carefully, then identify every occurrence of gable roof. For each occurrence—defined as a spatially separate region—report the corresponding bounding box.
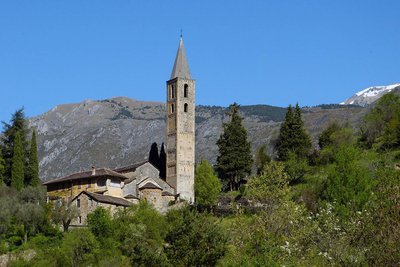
[113,160,152,174]
[139,182,162,190]
[72,191,133,207]
[43,168,128,185]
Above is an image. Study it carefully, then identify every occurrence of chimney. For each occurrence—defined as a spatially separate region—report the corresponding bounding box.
[91,166,96,176]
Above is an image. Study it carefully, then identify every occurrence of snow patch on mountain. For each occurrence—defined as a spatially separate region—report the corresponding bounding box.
[341,83,400,106]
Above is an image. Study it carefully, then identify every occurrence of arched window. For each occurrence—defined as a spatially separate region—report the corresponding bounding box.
[171,85,175,99]
[171,103,175,113]
[184,84,188,98]
[184,103,188,113]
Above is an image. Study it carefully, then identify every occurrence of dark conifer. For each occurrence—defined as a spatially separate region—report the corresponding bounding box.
[275,104,311,161]
[1,108,29,186]
[149,142,160,169]
[159,143,167,180]
[27,130,40,186]
[215,103,253,191]
[11,131,25,190]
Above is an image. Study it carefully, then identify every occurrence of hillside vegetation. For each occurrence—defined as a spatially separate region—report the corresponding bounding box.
[1,93,399,266]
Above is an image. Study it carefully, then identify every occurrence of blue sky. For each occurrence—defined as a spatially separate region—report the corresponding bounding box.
[1,1,399,122]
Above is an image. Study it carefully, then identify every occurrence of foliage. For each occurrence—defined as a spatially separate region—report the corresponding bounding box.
[215,103,253,191]
[254,144,271,175]
[359,92,400,149]
[11,132,25,191]
[87,207,114,241]
[195,160,222,207]
[275,104,311,161]
[322,146,377,217]
[59,228,100,266]
[165,206,228,267]
[27,130,40,186]
[51,199,79,232]
[1,108,30,186]
[0,148,4,185]
[284,152,309,185]
[114,202,168,266]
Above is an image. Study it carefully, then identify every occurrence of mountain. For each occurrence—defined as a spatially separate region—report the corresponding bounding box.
[341,83,400,106]
[29,97,367,181]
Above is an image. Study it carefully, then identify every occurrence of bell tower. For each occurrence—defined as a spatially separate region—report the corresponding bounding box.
[166,36,195,203]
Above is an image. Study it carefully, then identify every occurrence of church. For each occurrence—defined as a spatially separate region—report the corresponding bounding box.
[44,36,196,225]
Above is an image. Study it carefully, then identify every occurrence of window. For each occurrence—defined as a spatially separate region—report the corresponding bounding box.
[97,179,106,187]
[90,198,93,207]
[87,179,91,188]
[79,216,82,224]
[171,103,175,113]
[171,85,175,99]
[184,103,188,113]
[110,179,121,188]
[77,199,80,208]
[78,181,81,189]
[184,84,188,97]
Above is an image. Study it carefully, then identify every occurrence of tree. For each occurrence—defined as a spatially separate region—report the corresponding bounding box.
[11,131,25,190]
[322,146,376,217]
[275,104,311,161]
[195,160,222,207]
[165,206,228,266]
[148,142,160,169]
[359,92,400,148]
[159,143,166,180]
[114,202,168,266]
[255,144,271,175]
[27,130,40,186]
[52,199,79,232]
[0,149,4,185]
[318,121,342,149]
[215,103,253,191]
[87,207,114,241]
[1,108,29,186]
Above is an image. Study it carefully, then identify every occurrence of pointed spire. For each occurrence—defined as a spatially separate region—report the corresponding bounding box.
[170,35,191,80]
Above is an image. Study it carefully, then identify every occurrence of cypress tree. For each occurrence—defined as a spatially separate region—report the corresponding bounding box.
[1,108,29,186]
[27,130,40,186]
[11,131,25,190]
[215,103,253,191]
[148,142,160,169]
[275,104,311,161]
[159,143,166,180]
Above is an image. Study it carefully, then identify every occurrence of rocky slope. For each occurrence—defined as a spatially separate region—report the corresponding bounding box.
[29,97,367,181]
[341,83,400,106]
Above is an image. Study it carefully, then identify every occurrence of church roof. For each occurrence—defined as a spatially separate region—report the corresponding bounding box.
[43,168,128,185]
[73,191,133,207]
[139,182,162,190]
[170,36,191,80]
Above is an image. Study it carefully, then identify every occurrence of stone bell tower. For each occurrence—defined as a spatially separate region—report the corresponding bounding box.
[166,36,195,203]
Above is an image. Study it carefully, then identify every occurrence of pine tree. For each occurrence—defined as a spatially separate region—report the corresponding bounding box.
[1,108,29,186]
[159,143,166,180]
[275,104,311,161]
[27,130,40,186]
[215,103,253,191]
[148,142,160,169]
[11,131,25,190]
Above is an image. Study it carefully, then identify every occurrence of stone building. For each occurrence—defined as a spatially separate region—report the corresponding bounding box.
[45,36,196,220]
